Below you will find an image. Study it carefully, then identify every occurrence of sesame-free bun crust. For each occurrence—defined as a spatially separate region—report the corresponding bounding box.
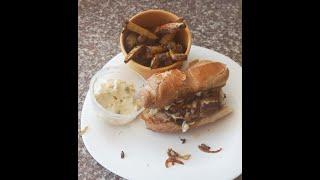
[140,69,189,109]
[140,60,229,109]
[186,60,229,91]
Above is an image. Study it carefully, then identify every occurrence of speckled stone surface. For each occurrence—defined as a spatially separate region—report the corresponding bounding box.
[78,0,242,179]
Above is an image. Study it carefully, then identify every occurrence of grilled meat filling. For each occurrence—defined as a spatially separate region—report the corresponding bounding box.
[160,88,225,125]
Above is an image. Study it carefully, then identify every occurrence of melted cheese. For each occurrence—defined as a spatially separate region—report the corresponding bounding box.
[182,121,190,132]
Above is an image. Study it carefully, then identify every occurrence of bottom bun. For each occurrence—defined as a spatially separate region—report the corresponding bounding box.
[140,106,233,133]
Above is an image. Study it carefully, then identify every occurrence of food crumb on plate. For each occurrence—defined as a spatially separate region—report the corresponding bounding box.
[180,138,186,144]
[80,126,89,136]
[121,151,125,159]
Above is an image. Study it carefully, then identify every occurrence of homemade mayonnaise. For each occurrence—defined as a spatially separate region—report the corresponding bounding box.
[95,79,138,115]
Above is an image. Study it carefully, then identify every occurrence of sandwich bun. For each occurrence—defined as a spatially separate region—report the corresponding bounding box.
[139,60,231,133]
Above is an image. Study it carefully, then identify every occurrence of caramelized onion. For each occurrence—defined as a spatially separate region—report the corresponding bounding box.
[165,148,190,168]
[198,143,222,153]
[165,157,184,168]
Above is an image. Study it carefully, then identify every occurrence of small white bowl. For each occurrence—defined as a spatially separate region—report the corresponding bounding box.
[89,65,146,125]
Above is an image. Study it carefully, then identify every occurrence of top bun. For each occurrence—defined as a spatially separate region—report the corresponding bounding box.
[186,60,229,91]
[140,60,229,108]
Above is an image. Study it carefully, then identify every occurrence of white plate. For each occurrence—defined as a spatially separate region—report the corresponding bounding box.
[81,45,242,180]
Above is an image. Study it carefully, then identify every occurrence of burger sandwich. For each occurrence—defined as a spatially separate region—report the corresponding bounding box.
[139,60,233,133]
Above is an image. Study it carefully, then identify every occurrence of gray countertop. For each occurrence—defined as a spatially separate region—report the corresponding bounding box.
[78,0,242,179]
